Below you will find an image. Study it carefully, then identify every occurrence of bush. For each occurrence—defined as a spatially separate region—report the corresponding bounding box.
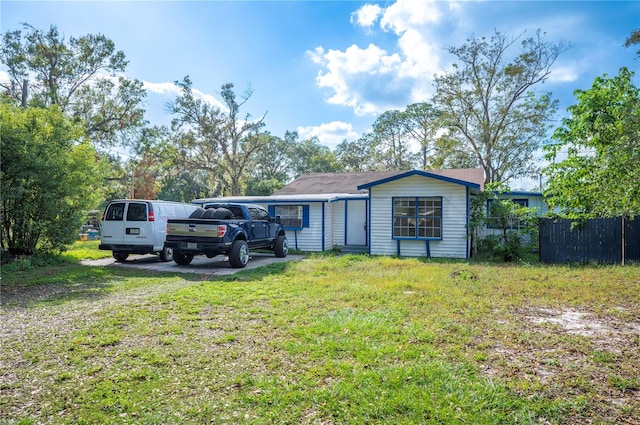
[480,232,526,262]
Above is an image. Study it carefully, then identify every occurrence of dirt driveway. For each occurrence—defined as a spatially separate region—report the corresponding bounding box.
[82,252,304,276]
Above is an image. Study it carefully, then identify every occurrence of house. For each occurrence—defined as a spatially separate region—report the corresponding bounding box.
[194,168,548,259]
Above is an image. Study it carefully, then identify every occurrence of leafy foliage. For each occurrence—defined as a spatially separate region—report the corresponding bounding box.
[624,28,640,57]
[0,98,103,254]
[433,30,569,184]
[169,77,268,196]
[468,183,539,261]
[0,23,147,148]
[544,67,640,218]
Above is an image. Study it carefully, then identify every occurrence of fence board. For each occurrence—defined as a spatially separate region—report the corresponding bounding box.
[539,217,640,264]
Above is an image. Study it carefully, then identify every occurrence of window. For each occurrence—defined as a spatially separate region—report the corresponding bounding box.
[486,199,528,229]
[248,206,271,221]
[274,205,303,229]
[126,203,148,221]
[393,197,442,239]
[104,203,125,221]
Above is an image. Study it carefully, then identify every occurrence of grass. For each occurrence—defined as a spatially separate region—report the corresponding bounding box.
[1,243,639,424]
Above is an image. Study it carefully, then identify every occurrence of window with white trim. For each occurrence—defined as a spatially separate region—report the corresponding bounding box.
[393,197,442,239]
[275,205,303,229]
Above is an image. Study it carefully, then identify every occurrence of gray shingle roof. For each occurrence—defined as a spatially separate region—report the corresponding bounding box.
[274,168,484,195]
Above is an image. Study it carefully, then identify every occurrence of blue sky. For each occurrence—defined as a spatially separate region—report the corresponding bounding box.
[2,0,639,183]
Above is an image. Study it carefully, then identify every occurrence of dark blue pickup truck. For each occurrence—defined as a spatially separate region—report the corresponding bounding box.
[164,203,288,268]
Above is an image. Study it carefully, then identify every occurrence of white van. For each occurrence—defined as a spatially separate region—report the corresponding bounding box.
[99,200,200,262]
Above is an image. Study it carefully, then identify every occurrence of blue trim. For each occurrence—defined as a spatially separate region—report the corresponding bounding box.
[397,239,401,256]
[302,205,310,227]
[498,191,543,197]
[321,202,325,251]
[367,190,372,254]
[357,170,481,190]
[268,205,275,217]
[391,196,443,241]
[344,200,348,246]
[365,199,368,246]
[425,240,431,258]
[466,187,470,260]
[294,231,298,250]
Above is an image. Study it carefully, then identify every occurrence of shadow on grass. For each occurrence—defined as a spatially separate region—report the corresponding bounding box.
[1,255,303,308]
[217,260,299,282]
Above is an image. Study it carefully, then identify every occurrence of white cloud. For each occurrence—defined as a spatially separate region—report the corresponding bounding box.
[297,121,359,149]
[548,65,579,83]
[351,4,382,29]
[310,0,452,115]
[309,44,406,116]
[379,0,442,34]
[143,80,226,110]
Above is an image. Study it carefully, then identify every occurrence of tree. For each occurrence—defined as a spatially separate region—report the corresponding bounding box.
[369,110,418,170]
[245,132,295,195]
[335,133,383,172]
[403,102,442,169]
[169,77,268,196]
[543,67,640,217]
[1,98,103,254]
[433,30,569,184]
[625,28,640,57]
[0,24,147,148]
[289,134,343,177]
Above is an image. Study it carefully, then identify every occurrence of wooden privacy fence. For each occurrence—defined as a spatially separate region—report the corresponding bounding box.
[539,217,640,264]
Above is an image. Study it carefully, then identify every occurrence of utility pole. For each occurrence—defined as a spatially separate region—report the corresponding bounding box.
[21,79,28,108]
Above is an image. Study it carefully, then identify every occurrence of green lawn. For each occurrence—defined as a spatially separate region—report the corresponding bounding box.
[1,244,639,424]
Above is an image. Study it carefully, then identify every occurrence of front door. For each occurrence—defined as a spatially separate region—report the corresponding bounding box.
[346,200,367,246]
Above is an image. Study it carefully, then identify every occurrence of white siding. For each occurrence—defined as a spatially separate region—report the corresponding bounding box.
[323,202,333,251]
[332,201,346,247]
[368,175,470,258]
[273,202,324,252]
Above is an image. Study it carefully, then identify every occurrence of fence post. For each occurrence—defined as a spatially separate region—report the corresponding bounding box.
[622,216,625,266]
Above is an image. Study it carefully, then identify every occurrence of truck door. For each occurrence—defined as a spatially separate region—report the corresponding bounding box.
[247,206,270,247]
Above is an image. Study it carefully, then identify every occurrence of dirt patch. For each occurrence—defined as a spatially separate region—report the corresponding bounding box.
[481,306,640,423]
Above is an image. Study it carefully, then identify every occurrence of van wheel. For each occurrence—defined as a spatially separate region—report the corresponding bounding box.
[173,250,193,266]
[113,252,129,262]
[274,235,288,258]
[159,247,173,262]
[229,240,249,268]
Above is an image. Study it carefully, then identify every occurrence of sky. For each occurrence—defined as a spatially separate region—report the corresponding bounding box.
[2,0,639,188]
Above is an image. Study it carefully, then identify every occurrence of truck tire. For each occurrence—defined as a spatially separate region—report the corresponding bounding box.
[229,240,249,268]
[189,208,206,219]
[212,208,233,219]
[173,250,194,266]
[201,208,217,219]
[159,246,173,262]
[113,252,129,262]
[274,235,288,258]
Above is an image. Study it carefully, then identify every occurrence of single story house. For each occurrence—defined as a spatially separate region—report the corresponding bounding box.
[194,168,549,259]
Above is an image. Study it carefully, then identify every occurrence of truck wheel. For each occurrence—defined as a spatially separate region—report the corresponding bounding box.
[173,250,193,266]
[229,240,249,268]
[274,235,288,258]
[159,247,173,262]
[113,252,129,262]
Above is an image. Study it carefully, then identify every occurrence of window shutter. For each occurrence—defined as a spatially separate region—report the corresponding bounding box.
[268,205,275,217]
[302,205,310,227]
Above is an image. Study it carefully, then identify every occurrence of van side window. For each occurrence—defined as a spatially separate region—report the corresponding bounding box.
[127,203,148,221]
[105,203,125,221]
